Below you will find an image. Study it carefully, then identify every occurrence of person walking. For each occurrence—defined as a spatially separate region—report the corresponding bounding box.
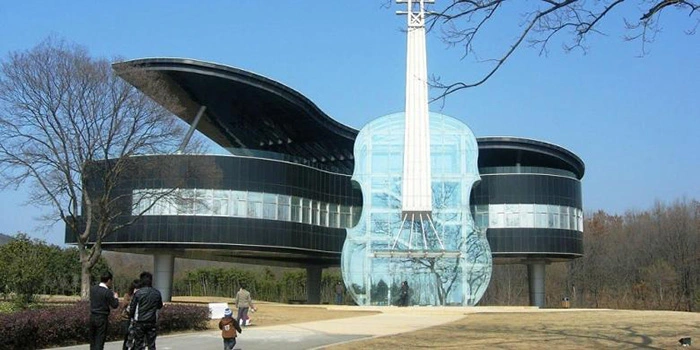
[334,281,344,305]
[129,272,163,350]
[398,281,409,307]
[89,271,120,350]
[119,279,141,350]
[218,307,243,350]
[235,284,256,327]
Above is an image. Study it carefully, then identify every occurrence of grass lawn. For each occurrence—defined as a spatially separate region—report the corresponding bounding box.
[328,309,700,349]
[171,296,379,329]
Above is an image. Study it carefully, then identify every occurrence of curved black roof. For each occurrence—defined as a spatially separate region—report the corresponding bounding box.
[113,58,584,178]
[113,58,358,173]
[477,137,585,179]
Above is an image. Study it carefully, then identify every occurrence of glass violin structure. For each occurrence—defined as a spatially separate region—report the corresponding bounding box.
[341,0,493,306]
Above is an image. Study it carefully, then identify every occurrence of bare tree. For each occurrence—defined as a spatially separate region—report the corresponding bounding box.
[0,38,201,298]
[416,0,699,99]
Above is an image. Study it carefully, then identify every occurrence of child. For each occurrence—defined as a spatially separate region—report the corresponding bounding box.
[219,308,242,350]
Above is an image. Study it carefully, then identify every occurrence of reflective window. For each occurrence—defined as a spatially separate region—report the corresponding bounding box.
[329,204,339,228]
[233,191,246,217]
[247,192,263,219]
[278,195,291,221]
[471,203,583,232]
[194,189,212,216]
[212,190,229,216]
[133,189,358,229]
[263,193,277,220]
[320,203,329,227]
[302,199,311,224]
[178,189,194,215]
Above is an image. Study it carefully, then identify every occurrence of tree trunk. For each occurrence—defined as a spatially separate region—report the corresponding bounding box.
[81,264,91,300]
[79,244,95,300]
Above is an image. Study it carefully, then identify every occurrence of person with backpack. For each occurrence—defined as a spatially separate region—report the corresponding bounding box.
[129,271,163,350]
[219,308,242,350]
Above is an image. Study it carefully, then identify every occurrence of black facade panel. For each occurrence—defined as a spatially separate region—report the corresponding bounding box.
[109,216,346,254]
[122,155,362,206]
[471,174,582,208]
[487,228,582,257]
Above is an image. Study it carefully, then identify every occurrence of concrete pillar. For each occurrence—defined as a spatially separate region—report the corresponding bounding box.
[154,254,174,302]
[527,262,546,307]
[306,266,322,304]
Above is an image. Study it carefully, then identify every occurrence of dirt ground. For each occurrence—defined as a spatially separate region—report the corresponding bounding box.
[328,309,700,350]
[171,296,379,329]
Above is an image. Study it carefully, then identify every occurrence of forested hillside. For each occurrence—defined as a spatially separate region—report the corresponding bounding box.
[481,199,699,311]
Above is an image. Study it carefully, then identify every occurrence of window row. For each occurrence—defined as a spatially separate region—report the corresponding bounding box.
[132,189,361,229]
[472,204,584,232]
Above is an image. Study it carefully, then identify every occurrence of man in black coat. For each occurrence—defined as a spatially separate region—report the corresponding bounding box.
[89,271,119,349]
[399,281,409,307]
[129,271,163,350]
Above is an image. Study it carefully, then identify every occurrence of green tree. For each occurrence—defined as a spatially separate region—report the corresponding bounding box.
[0,234,51,306]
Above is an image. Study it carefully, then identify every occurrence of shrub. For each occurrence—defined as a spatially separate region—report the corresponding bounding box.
[0,301,209,349]
[157,303,210,332]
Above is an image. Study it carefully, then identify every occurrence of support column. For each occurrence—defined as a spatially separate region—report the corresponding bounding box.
[154,254,174,302]
[527,262,546,307]
[306,266,322,304]
[177,105,206,153]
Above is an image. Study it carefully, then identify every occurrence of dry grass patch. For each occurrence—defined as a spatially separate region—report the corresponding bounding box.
[329,310,700,349]
[170,297,378,329]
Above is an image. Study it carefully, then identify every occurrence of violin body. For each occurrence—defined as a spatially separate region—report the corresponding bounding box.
[341,112,492,306]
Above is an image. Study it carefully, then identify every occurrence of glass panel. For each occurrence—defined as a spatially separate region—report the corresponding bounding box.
[351,206,362,227]
[194,189,212,215]
[320,203,329,227]
[548,205,559,228]
[536,211,548,228]
[302,199,311,224]
[506,212,519,227]
[520,204,534,228]
[342,113,491,307]
[329,204,339,228]
[211,190,229,216]
[569,207,576,231]
[291,197,302,223]
[233,191,247,217]
[276,195,289,221]
[559,206,569,230]
[177,189,195,215]
[278,195,291,206]
[248,201,262,219]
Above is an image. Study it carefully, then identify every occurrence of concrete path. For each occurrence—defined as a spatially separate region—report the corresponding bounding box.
[52,306,544,350]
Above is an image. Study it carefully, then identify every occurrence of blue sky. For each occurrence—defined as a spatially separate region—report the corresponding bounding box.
[1,1,698,246]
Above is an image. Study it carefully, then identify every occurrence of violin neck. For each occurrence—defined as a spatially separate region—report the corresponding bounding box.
[401,0,433,215]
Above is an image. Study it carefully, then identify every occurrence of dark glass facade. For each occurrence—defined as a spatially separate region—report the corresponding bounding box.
[472,138,585,262]
[65,154,362,266]
[471,175,582,208]
[67,137,585,265]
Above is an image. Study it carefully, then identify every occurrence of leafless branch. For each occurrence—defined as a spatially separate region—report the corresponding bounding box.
[417,0,698,101]
[0,37,202,297]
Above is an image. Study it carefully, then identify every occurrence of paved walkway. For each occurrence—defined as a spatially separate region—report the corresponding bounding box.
[53,306,549,350]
